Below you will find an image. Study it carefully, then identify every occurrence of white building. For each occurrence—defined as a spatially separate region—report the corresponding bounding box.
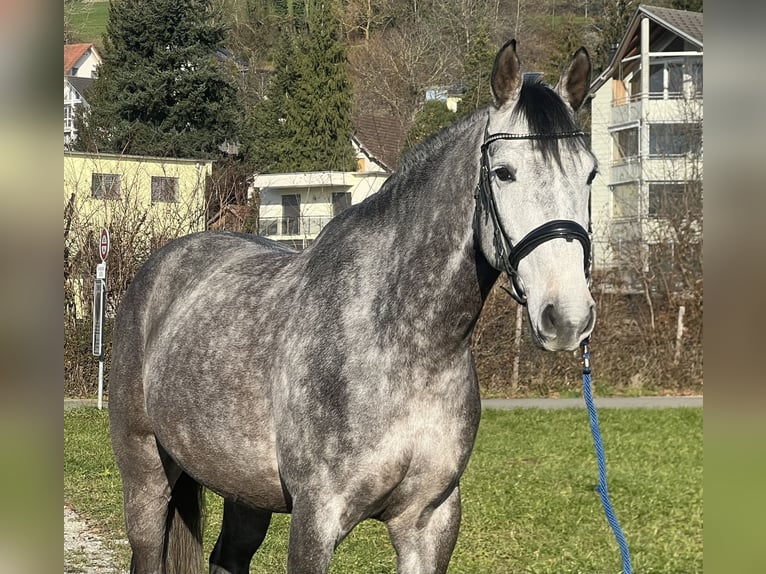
[252,138,392,250]
[64,43,103,147]
[588,5,703,277]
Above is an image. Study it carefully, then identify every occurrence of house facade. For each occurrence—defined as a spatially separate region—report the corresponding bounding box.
[64,76,93,147]
[64,151,213,235]
[64,43,102,147]
[64,151,214,319]
[64,43,101,78]
[252,139,391,250]
[588,5,703,277]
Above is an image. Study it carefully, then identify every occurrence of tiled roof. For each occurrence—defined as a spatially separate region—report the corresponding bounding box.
[64,43,93,74]
[642,5,703,45]
[66,76,94,98]
[353,115,407,172]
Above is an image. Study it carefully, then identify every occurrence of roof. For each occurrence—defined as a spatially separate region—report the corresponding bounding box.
[66,76,94,99]
[642,5,703,45]
[353,115,407,172]
[589,5,703,95]
[64,43,94,75]
[65,150,215,166]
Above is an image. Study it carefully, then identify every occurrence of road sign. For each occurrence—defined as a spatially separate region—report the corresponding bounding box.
[99,227,110,261]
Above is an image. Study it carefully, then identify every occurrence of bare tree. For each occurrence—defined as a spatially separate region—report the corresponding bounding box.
[349,24,458,124]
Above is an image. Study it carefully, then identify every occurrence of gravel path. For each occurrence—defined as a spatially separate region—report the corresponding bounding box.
[64,505,127,574]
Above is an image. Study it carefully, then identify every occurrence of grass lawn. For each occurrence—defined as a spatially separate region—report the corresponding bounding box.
[66,0,110,46]
[65,407,702,573]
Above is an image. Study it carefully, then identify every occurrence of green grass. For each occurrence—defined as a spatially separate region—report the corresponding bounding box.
[65,1,110,46]
[65,407,702,573]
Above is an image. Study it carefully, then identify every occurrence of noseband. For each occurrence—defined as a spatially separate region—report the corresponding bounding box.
[475,131,592,305]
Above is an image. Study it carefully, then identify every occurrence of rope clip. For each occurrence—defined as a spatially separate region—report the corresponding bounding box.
[580,337,592,375]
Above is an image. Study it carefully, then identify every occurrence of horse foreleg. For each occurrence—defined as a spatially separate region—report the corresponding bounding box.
[286,498,349,574]
[209,499,272,574]
[386,485,462,574]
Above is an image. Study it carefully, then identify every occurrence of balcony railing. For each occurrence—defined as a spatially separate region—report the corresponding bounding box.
[610,157,642,183]
[258,215,334,238]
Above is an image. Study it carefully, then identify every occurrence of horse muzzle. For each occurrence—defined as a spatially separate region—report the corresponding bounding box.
[531,297,596,352]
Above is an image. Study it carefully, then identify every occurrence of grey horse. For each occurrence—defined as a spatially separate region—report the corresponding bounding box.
[109,40,597,574]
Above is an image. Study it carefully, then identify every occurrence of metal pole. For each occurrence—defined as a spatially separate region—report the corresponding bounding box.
[511,304,523,394]
[673,305,685,365]
[97,358,104,410]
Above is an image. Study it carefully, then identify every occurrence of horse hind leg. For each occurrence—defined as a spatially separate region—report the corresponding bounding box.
[209,499,272,574]
[114,431,204,574]
[386,485,462,574]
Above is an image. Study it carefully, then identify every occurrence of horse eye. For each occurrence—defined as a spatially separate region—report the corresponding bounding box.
[494,167,516,182]
[586,169,597,185]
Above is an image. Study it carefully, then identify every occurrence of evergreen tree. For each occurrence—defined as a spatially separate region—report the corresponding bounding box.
[456,24,496,116]
[593,1,637,73]
[404,100,457,152]
[75,0,241,158]
[246,31,299,172]
[671,0,702,11]
[246,2,355,173]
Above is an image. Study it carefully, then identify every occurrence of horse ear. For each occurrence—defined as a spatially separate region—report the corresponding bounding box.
[555,47,591,112]
[491,39,522,109]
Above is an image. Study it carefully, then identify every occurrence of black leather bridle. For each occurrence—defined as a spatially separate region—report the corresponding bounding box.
[475,130,593,305]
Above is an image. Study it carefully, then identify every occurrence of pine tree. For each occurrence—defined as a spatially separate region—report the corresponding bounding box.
[404,100,457,151]
[456,24,496,116]
[246,2,355,173]
[593,1,637,73]
[246,31,300,172]
[75,0,241,158]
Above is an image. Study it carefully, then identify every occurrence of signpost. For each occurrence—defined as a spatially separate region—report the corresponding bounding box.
[93,228,109,410]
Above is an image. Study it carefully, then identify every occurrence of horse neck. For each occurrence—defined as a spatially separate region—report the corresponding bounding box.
[365,114,499,345]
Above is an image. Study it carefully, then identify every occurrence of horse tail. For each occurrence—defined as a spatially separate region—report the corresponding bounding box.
[164,472,205,574]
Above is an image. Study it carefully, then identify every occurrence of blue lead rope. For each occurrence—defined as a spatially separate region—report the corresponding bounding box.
[581,339,633,574]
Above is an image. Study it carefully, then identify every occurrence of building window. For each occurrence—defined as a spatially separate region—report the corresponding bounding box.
[151,176,179,202]
[65,104,73,129]
[612,126,639,163]
[649,123,702,157]
[691,61,703,96]
[650,60,684,99]
[649,182,686,219]
[612,182,639,220]
[281,194,301,235]
[91,173,121,199]
[332,192,352,216]
[648,182,686,219]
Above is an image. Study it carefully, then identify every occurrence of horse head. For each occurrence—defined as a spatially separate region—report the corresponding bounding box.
[476,40,596,351]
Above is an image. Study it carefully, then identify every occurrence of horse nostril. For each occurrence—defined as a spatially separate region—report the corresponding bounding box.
[541,303,558,333]
[581,304,596,336]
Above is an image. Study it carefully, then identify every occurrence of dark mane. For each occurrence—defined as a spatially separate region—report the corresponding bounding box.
[395,110,484,177]
[512,76,586,163]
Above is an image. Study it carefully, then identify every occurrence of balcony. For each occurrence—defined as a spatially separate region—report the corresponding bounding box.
[258,215,334,240]
[610,158,641,184]
[611,97,641,125]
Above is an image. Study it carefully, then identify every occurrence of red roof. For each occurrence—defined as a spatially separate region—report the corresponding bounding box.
[64,43,94,75]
